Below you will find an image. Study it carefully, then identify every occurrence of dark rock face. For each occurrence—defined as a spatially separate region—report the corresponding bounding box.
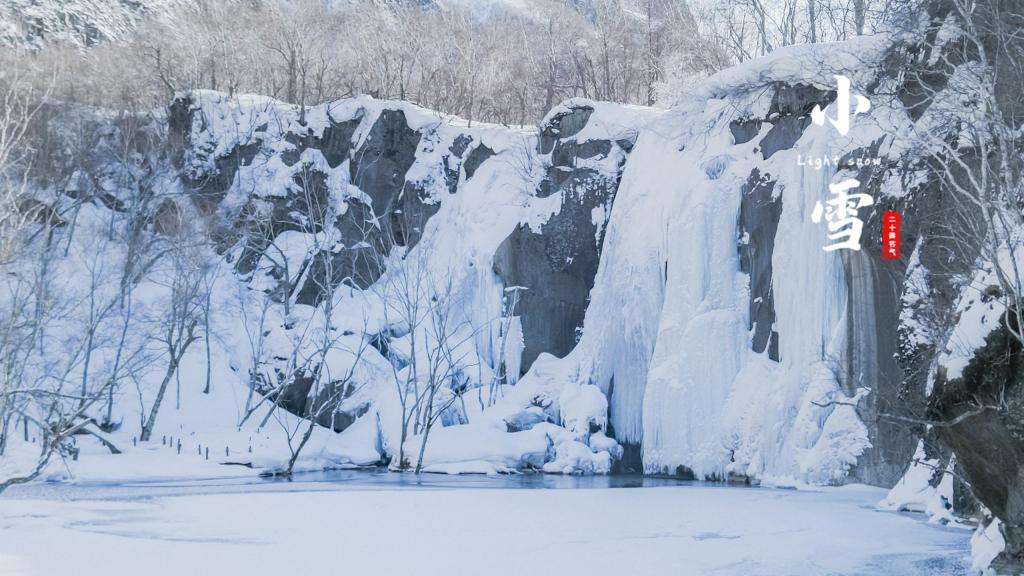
[930,318,1024,570]
[826,143,914,487]
[844,246,916,486]
[731,83,835,365]
[281,116,362,168]
[613,442,644,474]
[463,143,494,180]
[493,196,604,370]
[854,0,1021,498]
[834,142,981,489]
[841,139,980,488]
[538,106,593,154]
[170,94,462,423]
[726,82,834,159]
[292,199,388,306]
[173,96,446,306]
[729,118,760,145]
[168,91,514,431]
[231,166,336,282]
[349,109,421,216]
[912,2,1024,565]
[255,369,370,433]
[737,168,781,361]
[842,0,1024,499]
[192,137,261,215]
[171,96,262,215]
[723,43,1005,490]
[390,180,442,250]
[493,104,632,373]
[760,83,833,160]
[319,117,363,168]
[932,18,1024,576]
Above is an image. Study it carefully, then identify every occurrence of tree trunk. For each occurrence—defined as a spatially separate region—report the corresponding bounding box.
[414,421,431,474]
[0,412,10,456]
[79,326,95,407]
[398,415,408,470]
[853,0,866,36]
[808,0,818,43]
[141,348,183,442]
[414,384,439,473]
[285,418,318,477]
[203,291,212,394]
[0,418,92,495]
[0,441,57,495]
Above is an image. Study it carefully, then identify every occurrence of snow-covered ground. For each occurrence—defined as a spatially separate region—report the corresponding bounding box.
[0,478,969,576]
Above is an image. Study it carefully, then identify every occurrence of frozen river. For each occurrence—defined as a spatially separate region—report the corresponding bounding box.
[0,472,971,576]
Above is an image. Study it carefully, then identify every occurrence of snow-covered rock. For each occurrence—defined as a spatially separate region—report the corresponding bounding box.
[162,89,653,476]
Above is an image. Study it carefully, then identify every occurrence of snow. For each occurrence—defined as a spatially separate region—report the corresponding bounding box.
[685,33,896,105]
[795,387,871,484]
[557,383,608,439]
[3,84,672,490]
[0,336,376,484]
[972,518,1006,575]
[938,241,1023,379]
[880,440,958,526]
[160,89,658,476]
[0,481,970,576]
[409,423,550,474]
[540,97,662,144]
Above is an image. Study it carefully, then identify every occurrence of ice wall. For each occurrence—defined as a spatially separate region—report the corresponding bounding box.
[600,92,860,481]
[518,37,920,484]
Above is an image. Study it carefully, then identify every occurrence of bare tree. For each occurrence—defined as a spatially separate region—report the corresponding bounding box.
[139,222,210,442]
[265,252,372,477]
[0,57,47,265]
[4,0,765,123]
[236,156,377,477]
[369,230,483,473]
[0,61,158,490]
[374,241,428,471]
[900,0,1024,348]
[410,273,480,473]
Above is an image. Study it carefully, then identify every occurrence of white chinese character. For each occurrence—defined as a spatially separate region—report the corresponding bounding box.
[811,179,874,251]
[811,75,871,136]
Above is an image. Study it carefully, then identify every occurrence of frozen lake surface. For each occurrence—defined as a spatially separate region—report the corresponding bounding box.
[0,472,971,576]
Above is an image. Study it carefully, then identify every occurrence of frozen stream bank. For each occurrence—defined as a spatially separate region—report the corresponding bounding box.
[0,474,970,576]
